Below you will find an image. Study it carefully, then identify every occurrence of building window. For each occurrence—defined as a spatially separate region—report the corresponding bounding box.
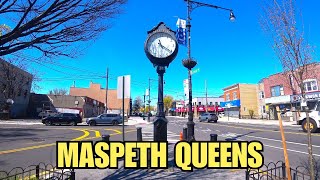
[303,79,318,92]
[210,102,212,105]
[199,102,201,105]
[233,92,237,100]
[226,93,230,101]
[261,106,266,113]
[259,91,264,99]
[271,85,284,97]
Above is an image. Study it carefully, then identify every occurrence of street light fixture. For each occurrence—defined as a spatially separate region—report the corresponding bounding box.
[183,0,235,142]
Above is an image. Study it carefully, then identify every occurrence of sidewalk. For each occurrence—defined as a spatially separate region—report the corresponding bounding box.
[169,115,298,127]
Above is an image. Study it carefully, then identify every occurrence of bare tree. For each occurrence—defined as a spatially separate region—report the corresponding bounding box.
[0,0,127,58]
[48,88,68,95]
[260,0,315,179]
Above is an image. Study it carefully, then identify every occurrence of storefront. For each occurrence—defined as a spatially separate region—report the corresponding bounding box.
[265,95,291,120]
[220,99,241,118]
[290,92,320,110]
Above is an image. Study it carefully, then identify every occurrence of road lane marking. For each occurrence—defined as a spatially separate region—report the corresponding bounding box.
[85,129,102,138]
[106,128,122,134]
[0,129,89,155]
[243,134,320,148]
[263,144,320,157]
[201,122,320,136]
[71,129,90,141]
[24,129,136,180]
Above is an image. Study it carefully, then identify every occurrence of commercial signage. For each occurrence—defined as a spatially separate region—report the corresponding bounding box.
[220,99,241,108]
[291,92,320,102]
[265,95,291,104]
[183,79,189,99]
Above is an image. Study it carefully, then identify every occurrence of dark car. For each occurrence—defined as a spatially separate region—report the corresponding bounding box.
[42,113,82,126]
[199,113,218,123]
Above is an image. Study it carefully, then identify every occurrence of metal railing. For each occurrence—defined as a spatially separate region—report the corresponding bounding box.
[0,163,75,180]
[245,161,312,180]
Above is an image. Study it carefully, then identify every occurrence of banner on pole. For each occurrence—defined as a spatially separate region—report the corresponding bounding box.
[183,79,189,100]
[176,18,187,46]
[117,75,131,99]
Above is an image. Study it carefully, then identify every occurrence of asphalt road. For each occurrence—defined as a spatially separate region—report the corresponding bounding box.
[0,117,319,179]
[167,116,320,168]
[0,124,137,172]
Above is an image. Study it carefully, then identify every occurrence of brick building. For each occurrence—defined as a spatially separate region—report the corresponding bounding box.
[69,82,130,114]
[0,59,33,118]
[259,63,320,120]
[221,84,259,118]
[27,94,104,118]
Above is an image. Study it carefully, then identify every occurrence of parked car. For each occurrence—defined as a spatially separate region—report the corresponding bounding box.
[42,113,82,126]
[199,113,218,123]
[86,113,123,126]
[38,110,58,119]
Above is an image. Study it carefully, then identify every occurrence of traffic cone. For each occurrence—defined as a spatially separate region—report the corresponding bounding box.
[180,131,183,141]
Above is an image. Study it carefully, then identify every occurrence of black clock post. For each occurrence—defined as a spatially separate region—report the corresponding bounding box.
[144,22,179,142]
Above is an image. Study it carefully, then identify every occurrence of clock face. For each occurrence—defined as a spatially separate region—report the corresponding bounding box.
[146,32,177,58]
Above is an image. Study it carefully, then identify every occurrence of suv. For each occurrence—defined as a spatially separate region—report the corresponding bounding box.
[42,113,82,126]
[199,113,218,123]
[86,114,123,126]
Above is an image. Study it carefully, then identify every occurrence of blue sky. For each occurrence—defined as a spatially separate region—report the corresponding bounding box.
[29,0,320,105]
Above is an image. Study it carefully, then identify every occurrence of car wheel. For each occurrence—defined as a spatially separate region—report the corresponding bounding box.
[89,121,96,126]
[45,120,52,126]
[69,121,77,126]
[112,121,119,126]
[213,120,218,123]
[302,119,317,133]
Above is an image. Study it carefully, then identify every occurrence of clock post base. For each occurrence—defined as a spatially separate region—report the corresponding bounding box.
[153,116,168,142]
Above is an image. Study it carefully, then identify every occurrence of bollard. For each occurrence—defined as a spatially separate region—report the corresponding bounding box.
[137,127,142,141]
[210,134,218,141]
[102,134,110,142]
[183,128,187,141]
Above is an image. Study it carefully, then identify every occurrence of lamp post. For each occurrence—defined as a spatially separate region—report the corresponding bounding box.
[182,0,235,141]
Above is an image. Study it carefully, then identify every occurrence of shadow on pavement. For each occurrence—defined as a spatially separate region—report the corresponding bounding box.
[102,159,237,180]
[98,143,244,180]
[225,131,255,141]
[0,128,48,138]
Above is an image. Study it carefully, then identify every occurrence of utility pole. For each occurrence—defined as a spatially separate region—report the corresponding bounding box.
[105,67,109,113]
[205,80,208,112]
[143,94,146,120]
[148,78,151,122]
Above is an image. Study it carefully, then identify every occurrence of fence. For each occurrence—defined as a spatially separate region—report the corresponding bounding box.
[0,163,75,180]
[245,161,312,180]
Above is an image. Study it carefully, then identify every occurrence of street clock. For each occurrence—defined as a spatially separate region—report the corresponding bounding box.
[144,22,179,67]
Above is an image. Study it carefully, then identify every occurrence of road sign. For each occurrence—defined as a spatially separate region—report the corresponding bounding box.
[117,75,131,99]
[191,68,200,75]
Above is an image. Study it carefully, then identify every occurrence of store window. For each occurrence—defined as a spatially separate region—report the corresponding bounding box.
[303,79,318,92]
[271,85,284,97]
[259,91,264,99]
[226,93,230,101]
[233,92,237,100]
